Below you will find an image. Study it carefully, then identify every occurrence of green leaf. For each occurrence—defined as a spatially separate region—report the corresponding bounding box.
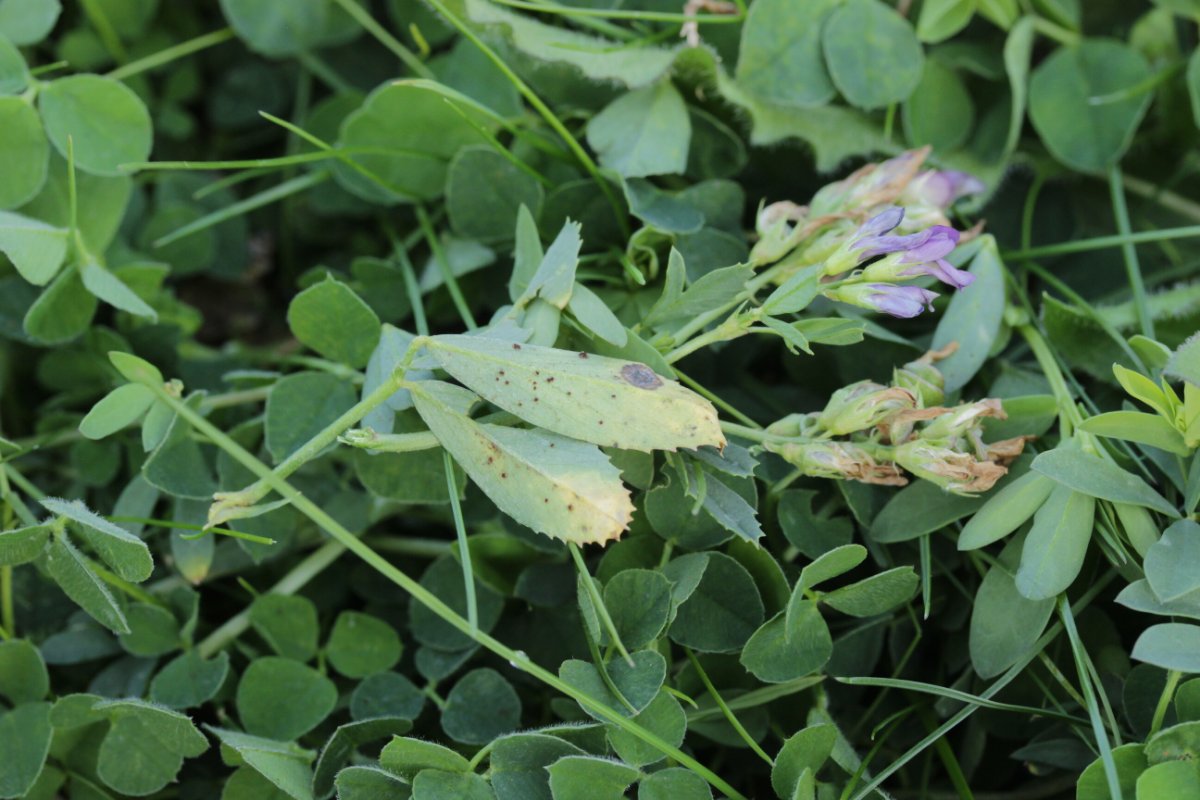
[957,470,1056,550]
[447,147,544,244]
[761,265,823,317]
[0,640,48,704]
[693,467,764,545]
[969,535,1056,679]
[798,545,867,593]
[559,650,666,719]
[219,0,327,56]
[871,479,984,543]
[772,724,836,800]
[1002,16,1036,157]
[1135,760,1200,798]
[236,656,338,741]
[313,718,413,798]
[916,0,974,42]
[45,535,128,633]
[109,350,163,385]
[38,74,152,177]
[441,668,522,745]
[1167,332,1200,387]
[822,567,919,617]
[0,210,69,285]
[1133,623,1200,672]
[645,250,751,328]
[1032,446,1178,516]
[287,276,382,369]
[490,733,585,800]
[94,699,208,796]
[0,97,47,210]
[208,727,315,800]
[0,0,60,45]
[142,394,217,499]
[80,260,157,319]
[1078,411,1190,455]
[410,554,505,651]
[335,80,497,203]
[668,552,764,653]
[117,603,181,657]
[266,372,358,462]
[411,380,634,545]
[23,266,97,343]
[0,702,52,799]
[1076,743,1146,800]
[903,59,974,152]
[80,383,156,440]
[351,672,426,721]
[413,769,496,800]
[1144,520,1200,602]
[1028,39,1152,173]
[568,283,627,348]
[0,34,25,95]
[1014,485,1095,600]
[546,755,639,800]
[326,611,403,679]
[735,0,838,108]
[518,220,581,310]
[638,767,712,800]
[150,650,231,709]
[823,0,925,110]
[586,82,691,178]
[741,604,833,683]
[602,568,672,650]
[424,335,724,452]
[336,765,409,799]
[42,496,153,582]
[379,736,470,780]
[606,690,686,767]
[931,237,1006,392]
[0,523,51,566]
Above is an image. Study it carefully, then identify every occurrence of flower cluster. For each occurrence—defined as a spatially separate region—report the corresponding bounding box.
[761,346,1030,494]
[751,147,983,319]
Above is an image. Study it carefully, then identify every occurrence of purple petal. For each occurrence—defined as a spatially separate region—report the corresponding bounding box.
[864,284,939,318]
[897,226,959,263]
[926,259,975,289]
[856,206,904,239]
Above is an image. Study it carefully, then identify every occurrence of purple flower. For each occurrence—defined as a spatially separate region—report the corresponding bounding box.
[825,282,939,318]
[865,285,939,318]
[903,258,974,289]
[907,170,985,209]
[858,225,959,263]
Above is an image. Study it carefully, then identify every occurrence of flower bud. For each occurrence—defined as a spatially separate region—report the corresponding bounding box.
[765,412,819,438]
[893,359,946,408]
[893,440,1007,494]
[823,282,939,319]
[751,201,806,264]
[920,399,1006,445]
[816,381,916,435]
[766,440,907,486]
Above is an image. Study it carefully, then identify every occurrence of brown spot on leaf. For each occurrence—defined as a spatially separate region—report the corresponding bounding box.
[513,343,522,350]
[620,363,663,390]
[578,352,588,359]
[547,377,555,383]
[501,472,508,479]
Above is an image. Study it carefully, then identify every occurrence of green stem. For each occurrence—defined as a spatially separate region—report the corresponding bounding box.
[1059,596,1124,800]
[1149,669,1183,738]
[1002,224,1200,261]
[107,28,235,81]
[210,356,417,524]
[146,378,744,799]
[328,0,434,78]
[444,451,478,634]
[1107,166,1154,339]
[0,566,12,640]
[487,0,743,22]
[1016,324,1081,435]
[417,204,478,330]
[686,649,775,768]
[568,543,635,666]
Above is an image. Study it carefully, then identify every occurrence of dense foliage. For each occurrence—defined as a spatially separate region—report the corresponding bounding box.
[2,1,1200,799]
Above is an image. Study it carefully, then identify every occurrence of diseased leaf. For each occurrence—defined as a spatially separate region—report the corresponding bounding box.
[411,380,634,545]
[424,335,724,452]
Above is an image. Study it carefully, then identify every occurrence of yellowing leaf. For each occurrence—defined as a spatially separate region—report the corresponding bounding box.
[423,335,724,453]
[410,381,634,545]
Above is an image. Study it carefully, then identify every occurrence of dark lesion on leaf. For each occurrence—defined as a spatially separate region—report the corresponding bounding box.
[620,363,663,390]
